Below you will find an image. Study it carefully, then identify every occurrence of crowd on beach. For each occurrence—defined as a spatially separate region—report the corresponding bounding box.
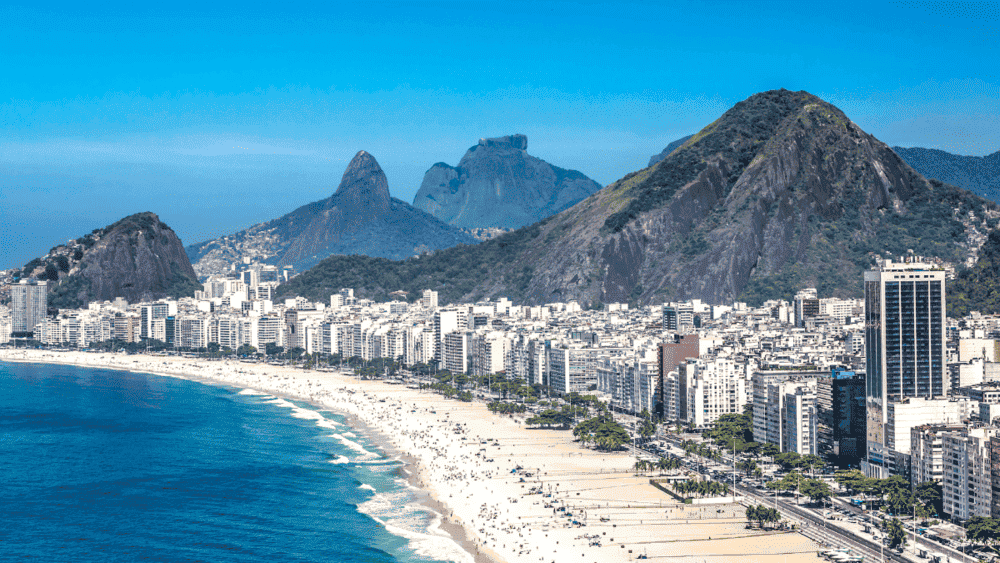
[0,349,822,563]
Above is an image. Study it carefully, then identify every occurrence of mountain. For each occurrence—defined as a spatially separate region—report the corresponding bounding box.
[949,228,1000,318]
[893,146,1000,203]
[276,89,999,307]
[186,151,477,278]
[648,135,693,167]
[411,134,602,230]
[17,212,201,309]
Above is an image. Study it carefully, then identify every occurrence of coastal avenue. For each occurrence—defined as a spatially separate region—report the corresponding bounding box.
[636,436,977,563]
[631,440,904,563]
[735,483,905,563]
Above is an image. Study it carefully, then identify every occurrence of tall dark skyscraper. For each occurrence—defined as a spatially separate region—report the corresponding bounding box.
[11,280,47,337]
[864,259,947,476]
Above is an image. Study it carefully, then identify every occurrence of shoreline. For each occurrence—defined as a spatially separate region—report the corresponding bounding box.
[343,411,503,563]
[0,349,822,563]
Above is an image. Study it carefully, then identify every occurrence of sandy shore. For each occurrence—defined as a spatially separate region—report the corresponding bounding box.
[0,349,821,563]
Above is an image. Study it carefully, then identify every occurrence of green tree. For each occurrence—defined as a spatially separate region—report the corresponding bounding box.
[638,417,657,441]
[880,475,912,516]
[884,517,907,550]
[914,481,943,517]
[774,452,802,471]
[761,443,780,459]
[573,414,630,452]
[800,454,824,475]
[737,459,759,477]
[967,516,1000,555]
[834,469,868,496]
[800,479,832,505]
[236,344,257,356]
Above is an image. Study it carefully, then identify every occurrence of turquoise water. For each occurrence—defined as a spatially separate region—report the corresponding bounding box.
[0,361,469,563]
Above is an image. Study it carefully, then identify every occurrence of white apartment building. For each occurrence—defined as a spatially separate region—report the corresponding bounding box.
[257,316,284,348]
[781,383,818,455]
[596,354,657,416]
[140,302,176,340]
[683,356,746,428]
[434,308,467,362]
[548,346,595,394]
[421,289,439,309]
[942,427,997,521]
[878,397,973,476]
[845,332,864,355]
[472,332,508,376]
[443,331,469,374]
[751,371,820,455]
[911,424,966,486]
[0,315,11,344]
[177,316,209,349]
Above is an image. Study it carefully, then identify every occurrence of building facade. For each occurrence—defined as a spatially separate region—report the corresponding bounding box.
[865,260,947,477]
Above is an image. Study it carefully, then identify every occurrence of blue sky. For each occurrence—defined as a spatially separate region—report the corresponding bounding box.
[2,1,999,269]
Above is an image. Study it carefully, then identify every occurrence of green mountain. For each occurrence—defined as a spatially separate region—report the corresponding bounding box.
[277,90,999,307]
[893,146,1000,204]
[17,212,201,309]
[949,229,1000,317]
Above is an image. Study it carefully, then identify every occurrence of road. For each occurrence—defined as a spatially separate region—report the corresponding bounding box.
[640,437,980,563]
[736,482,907,563]
[827,497,977,563]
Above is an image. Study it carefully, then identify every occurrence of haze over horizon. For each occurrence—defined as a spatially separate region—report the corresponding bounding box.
[3,1,999,269]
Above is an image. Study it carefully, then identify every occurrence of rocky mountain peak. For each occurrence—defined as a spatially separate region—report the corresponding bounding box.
[20,211,201,309]
[478,134,528,151]
[334,150,391,213]
[186,150,476,277]
[412,134,600,229]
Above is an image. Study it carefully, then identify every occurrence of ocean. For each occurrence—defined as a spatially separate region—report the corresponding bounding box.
[0,360,472,563]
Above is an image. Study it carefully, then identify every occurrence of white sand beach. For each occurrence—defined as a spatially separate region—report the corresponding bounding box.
[0,349,821,563]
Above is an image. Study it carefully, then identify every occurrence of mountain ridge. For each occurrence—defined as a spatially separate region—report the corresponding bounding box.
[892,146,1000,204]
[276,89,999,307]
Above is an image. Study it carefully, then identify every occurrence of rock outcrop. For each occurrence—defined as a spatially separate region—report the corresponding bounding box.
[412,134,601,229]
[277,90,999,307]
[187,151,476,277]
[19,212,201,309]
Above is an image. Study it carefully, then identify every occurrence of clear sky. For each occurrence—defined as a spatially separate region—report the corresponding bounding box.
[2,1,999,269]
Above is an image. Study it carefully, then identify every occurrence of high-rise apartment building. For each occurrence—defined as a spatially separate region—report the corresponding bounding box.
[443,331,469,374]
[942,427,998,522]
[864,259,947,476]
[140,302,176,340]
[662,303,694,332]
[11,280,47,337]
[656,334,699,418]
[421,289,439,309]
[433,308,466,362]
[793,288,819,328]
[817,367,866,465]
